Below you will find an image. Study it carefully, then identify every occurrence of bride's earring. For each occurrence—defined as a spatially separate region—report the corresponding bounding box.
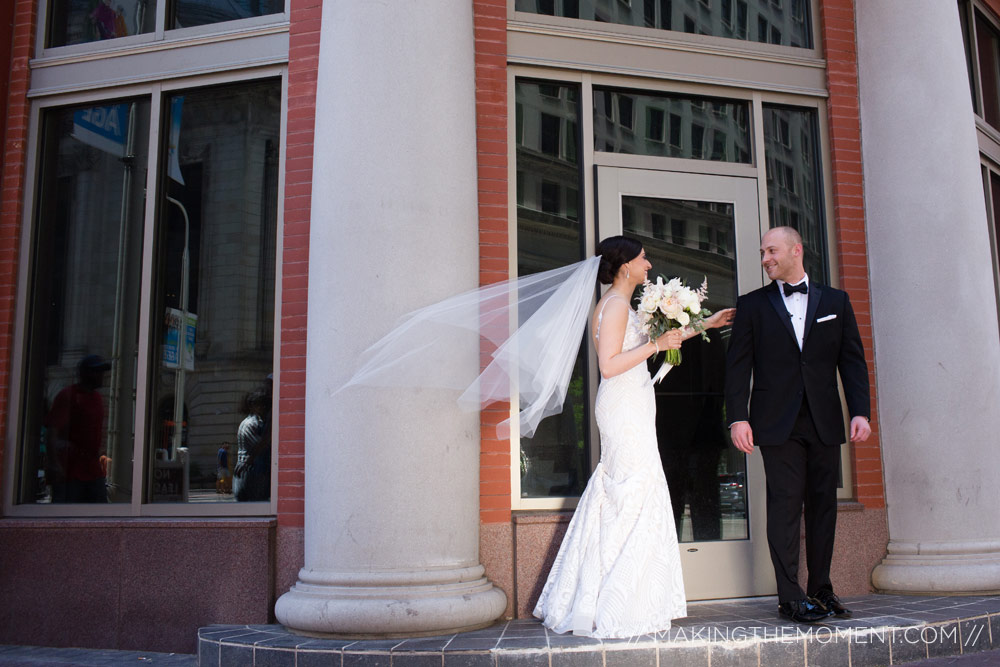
[625,266,630,280]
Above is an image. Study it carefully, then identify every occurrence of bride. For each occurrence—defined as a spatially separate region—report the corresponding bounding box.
[532,236,734,638]
[342,234,733,638]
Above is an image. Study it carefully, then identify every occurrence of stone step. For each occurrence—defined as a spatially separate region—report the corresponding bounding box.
[197,594,1000,667]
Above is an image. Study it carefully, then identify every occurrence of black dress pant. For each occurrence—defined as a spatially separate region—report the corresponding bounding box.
[759,400,841,603]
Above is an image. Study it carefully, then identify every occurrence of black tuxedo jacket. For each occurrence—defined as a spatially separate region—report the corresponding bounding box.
[724,281,870,446]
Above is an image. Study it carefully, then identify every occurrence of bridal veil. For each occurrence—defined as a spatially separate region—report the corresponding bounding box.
[340,256,600,438]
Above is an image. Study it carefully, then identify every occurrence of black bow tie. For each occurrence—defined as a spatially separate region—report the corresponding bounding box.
[783,281,808,297]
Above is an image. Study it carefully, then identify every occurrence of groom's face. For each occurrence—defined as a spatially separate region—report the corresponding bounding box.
[760,230,804,284]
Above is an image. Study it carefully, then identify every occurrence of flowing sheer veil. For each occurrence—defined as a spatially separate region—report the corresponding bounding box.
[340,256,600,438]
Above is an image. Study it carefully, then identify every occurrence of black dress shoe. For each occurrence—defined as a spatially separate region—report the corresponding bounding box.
[810,589,852,618]
[778,598,833,623]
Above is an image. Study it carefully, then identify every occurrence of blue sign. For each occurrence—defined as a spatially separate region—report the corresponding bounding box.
[163,307,197,371]
[72,103,130,157]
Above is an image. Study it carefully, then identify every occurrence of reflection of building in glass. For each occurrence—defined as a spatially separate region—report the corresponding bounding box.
[46,0,286,47]
[47,0,155,47]
[594,88,751,163]
[19,83,280,504]
[515,81,589,498]
[621,197,736,319]
[515,0,812,48]
[516,82,581,275]
[19,101,150,504]
[763,106,826,280]
[174,0,284,29]
[151,82,279,495]
[621,195,741,546]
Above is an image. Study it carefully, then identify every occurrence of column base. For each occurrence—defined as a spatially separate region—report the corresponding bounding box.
[872,539,1000,594]
[274,564,508,638]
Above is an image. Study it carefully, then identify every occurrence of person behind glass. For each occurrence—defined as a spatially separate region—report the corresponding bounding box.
[724,226,871,623]
[90,0,117,40]
[233,388,270,502]
[44,354,112,503]
[216,442,231,494]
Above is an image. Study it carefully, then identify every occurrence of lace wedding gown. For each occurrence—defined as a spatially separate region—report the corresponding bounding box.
[533,297,687,637]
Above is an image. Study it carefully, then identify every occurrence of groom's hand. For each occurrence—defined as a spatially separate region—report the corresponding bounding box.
[730,421,754,453]
[849,416,871,442]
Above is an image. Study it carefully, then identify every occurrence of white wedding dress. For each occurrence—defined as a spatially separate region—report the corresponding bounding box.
[533,296,687,637]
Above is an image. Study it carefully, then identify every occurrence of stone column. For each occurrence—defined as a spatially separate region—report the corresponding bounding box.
[857,1,1000,593]
[274,2,507,635]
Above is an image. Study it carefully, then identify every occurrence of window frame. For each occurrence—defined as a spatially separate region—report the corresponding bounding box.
[964,2,1000,161]
[35,0,289,58]
[508,66,850,509]
[3,60,287,518]
[981,159,1000,334]
[508,0,824,62]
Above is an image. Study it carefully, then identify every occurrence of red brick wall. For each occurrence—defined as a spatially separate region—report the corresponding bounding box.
[0,0,36,500]
[0,2,13,178]
[277,0,322,530]
[819,0,884,509]
[474,0,512,526]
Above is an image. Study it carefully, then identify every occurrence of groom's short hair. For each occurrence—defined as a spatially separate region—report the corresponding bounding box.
[769,225,803,248]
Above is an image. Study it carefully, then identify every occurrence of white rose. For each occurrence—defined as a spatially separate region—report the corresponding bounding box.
[680,291,701,312]
[661,298,683,319]
[639,293,659,313]
[676,311,691,326]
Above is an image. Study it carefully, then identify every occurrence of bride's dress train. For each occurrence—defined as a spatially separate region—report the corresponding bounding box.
[533,301,687,638]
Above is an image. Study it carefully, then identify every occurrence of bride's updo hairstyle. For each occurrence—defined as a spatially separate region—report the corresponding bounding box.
[596,236,643,285]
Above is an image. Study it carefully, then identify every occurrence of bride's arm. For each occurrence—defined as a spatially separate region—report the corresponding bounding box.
[596,299,680,379]
[677,307,737,341]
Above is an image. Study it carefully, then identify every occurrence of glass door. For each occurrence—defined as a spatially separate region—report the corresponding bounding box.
[596,166,775,599]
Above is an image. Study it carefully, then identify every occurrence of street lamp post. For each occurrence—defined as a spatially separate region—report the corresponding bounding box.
[165,195,189,460]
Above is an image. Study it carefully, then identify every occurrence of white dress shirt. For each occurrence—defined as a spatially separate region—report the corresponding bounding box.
[777,274,809,350]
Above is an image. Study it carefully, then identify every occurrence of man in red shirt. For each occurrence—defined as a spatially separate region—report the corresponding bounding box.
[46,355,111,503]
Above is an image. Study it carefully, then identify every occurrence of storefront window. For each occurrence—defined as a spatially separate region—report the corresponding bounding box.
[15,79,280,508]
[46,0,286,48]
[762,104,828,281]
[18,99,150,504]
[514,0,813,49]
[594,88,751,163]
[149,80,279,504]
[515,79,590,498]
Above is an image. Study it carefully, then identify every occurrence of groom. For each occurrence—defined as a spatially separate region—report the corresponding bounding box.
[724,226,871,623]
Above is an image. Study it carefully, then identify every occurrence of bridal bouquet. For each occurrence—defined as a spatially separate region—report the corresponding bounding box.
[636,276,712,382]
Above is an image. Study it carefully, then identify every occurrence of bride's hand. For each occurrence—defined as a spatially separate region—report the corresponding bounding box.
[655,329,683,350]
[705,308,736,329]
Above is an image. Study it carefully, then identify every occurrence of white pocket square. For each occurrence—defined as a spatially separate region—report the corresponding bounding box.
[816,314,837,323]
